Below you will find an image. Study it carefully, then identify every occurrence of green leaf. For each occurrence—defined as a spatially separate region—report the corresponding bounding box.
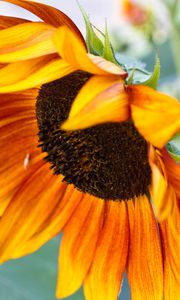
[140,52,160,89]
[167,132,180,163]
[77,2,104,55]
[103,22,118,64]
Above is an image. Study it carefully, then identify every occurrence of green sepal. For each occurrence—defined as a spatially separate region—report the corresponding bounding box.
[103,22,118,65]
[167,132,180,163]
[140,52,160,89]
[127,69,135,85]
[77,2,104,55]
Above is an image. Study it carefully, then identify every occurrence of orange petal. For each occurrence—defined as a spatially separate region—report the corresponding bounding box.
[161,147,180,199]
[129,85,180,148]
[0,15,30,29]
[159,201,180,300]
[2,0,84,41]
[12,185,83,258]
[0,163,68,263]
[56,195,104,298]
[61,76,129,130]
[0,90,39,214]
[53,26,127,76]
[0,57,74,92]
[84,200,129,300]
[126,195,163,300]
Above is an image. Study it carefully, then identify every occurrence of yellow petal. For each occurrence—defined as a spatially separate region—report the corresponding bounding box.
[129,85,180,148]
[0,58,75,92]
[53,26,127,76]
[84,201,128,300]
[0,56,52,87]
[127,195,163,300]
[0,39,56,63]
[0,22,55,58]
[2,0,84,41]
[62,76,129,130]
[56,195,104,298]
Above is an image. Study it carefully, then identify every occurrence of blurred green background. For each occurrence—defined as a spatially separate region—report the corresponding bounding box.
[0,237,130,300]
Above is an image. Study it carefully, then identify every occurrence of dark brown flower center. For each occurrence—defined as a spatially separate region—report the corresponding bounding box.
[36,71,151,200]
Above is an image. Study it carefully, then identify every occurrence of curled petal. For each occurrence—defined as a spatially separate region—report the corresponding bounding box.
[53,26,127,76]
[61,76,130,130]
[129,85,180,148]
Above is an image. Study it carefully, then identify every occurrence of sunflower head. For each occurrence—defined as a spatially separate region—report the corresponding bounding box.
[0,1,180,300]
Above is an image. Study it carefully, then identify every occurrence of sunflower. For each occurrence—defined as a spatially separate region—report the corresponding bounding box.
[0,0,180,299]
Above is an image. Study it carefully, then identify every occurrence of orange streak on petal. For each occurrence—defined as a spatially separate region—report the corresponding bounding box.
[159,201,180,300]
[0,163,68,263]
[12,185,83,258]
[84,200,129,300]
[0,22,55,53]
[0,90,39,214]
[0,16,30,29]
[56,195,104,298]
[126,195,163,300]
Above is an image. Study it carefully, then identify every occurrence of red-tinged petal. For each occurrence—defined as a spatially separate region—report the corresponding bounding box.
[0,163,68,263]
[0,16,30,29]
[126,195,163,300]
[0,58,74,92]
[56,195,104,298]
[160,201,180,300]
[161,147,180,199]
[2,0,84,41]
[0,89,39,214]
[84,200,129,300]
[12,185,83,258]
[62,76,129,130]
[129,85,180,148]
[53,26,127,76]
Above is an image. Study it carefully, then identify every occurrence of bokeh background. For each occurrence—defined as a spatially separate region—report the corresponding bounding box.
[0,0,179,299]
